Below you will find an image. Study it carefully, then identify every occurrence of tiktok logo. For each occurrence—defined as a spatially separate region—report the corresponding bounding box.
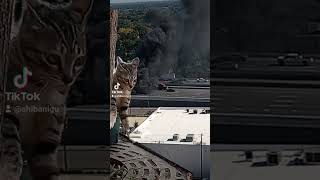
[114,82,120,90]
[14,67,32,89]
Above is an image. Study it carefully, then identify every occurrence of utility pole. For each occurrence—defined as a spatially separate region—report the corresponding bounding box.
[200,133,203,179]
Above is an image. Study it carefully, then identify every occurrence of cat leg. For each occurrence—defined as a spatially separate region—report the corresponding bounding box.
[119,106,130,136]
[0,116,23,180]
[110,97,118,129]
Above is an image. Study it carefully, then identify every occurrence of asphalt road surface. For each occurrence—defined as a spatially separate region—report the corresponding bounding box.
[213,57,320,79]
[212,85,320,117]
[131,88,210,107]
[212,81,320,144]
[211,151,320,180]
[211,59,320,144]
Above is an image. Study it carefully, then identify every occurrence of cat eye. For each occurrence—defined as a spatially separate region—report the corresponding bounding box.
[74,57,85,67]
[74,57,85,73]
[46,54,60,66]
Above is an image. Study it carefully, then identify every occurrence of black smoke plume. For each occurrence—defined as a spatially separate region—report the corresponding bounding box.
[136,0,210,94]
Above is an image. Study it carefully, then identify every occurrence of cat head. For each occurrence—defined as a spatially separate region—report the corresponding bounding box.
[12,0,93,86]
[115,56,140,89]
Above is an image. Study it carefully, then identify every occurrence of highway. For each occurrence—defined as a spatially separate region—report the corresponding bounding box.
[212,57,320,145]
[212,83,320,117]
[131,87,210,107]
[212,80,320,144]
[213,57,320,80]
[131,95,209,107]
[212,144,320,151]
[212,150,320,180]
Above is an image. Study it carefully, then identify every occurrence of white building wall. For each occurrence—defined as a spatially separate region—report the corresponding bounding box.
[142,143,211,179]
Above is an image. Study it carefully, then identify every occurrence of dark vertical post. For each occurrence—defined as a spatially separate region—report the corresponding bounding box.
[0,0,14,134]
[110,9,119,144]
[200,133,203,179]
[63,144,68,171]
[110,10,118,75]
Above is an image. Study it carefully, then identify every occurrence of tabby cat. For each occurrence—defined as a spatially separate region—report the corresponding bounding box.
[110,56,139,135]
[1,0,93,180]
[0,115,23,180]
[0,1,25,180]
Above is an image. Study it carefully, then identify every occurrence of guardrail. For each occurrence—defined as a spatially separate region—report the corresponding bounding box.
[212,78,320,88]
[211,144,320,151]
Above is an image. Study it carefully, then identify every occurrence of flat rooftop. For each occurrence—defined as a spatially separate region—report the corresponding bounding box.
[129,107,210,145]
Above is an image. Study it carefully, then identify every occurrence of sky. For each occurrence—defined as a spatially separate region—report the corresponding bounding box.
[111,0,166,4]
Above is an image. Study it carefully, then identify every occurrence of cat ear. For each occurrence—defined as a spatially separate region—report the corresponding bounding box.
[117,56,124,65]
[66,0,94,32]
[116,56,126,70]
[11,0,26,40]
[131,57,140,67]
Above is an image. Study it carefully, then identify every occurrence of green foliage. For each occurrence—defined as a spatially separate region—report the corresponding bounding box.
[116,9,149,61]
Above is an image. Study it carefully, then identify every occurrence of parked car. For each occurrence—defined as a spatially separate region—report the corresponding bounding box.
[277,53,314,66]
[197,78,208,82]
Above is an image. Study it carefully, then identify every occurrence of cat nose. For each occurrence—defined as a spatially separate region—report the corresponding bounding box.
[62,58,75,84]
[62,69,74,84]
[63,75,73,84]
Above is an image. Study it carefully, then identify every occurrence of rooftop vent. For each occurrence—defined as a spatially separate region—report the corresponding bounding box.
[188,109,198,114]
[167,134,180,141]
[199,109,210,114]
[267,152,281,165]
[180,134,194,142]
[173,134,179,141]
[185,134,194,142]
[245,151,253,161]
[305,152,320,163]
